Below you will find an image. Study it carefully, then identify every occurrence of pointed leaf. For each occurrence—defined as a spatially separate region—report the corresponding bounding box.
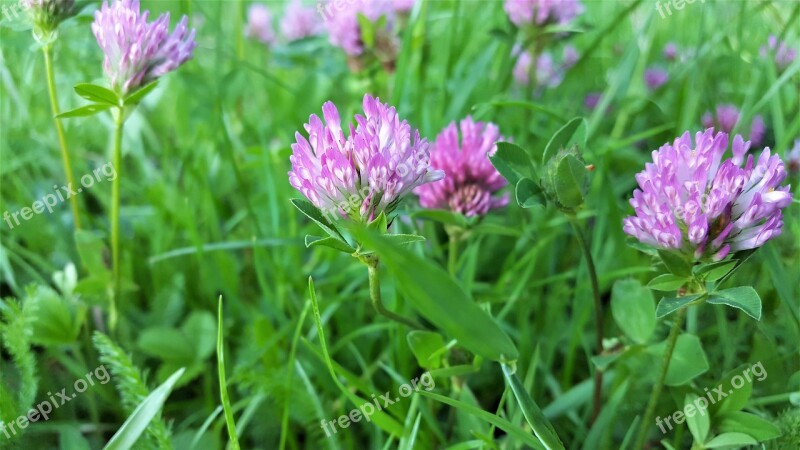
[491,142,533,185]
[663,334,709,386]
[103,368,186,450]
[290,199,346,242]
[704,432,757,448]
[305,235,356,254]
[74,83,120,106]
[57,103,113,119]
[647,274,688,291]
[406,331,446,370]
[502,364,565,450]
[656,294,704,318]
[657,250,692,277]
[707,287,762,320]
[684,393,710,444]
[123,80,159,106]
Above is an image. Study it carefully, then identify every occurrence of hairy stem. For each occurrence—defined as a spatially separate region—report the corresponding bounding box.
[567,215,604,423]
[109,108,124,331]
[366,259,421,329]
[43,44,82,230]
[634,307,687,450]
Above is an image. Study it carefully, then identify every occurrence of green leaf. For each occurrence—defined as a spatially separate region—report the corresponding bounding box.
[718,411,781,441]
[74,83,120,106]
[305,235,356,254]
[553,154,587,209]
[491,142,533,185]
[704,432,757,448]
[694,260,737,282]
[657,250,692,277]
[647,274,688,292]
[418,390,546,450]
[137,328,195,364]
[714,367,755,414]
[516,178,544,208]
[367,211,388,232]
[217,297,241,450]
[103,367,185,450]
[707,286,762,320]
[406,330,446,370]
[123,80,159,106]
[56,103,114,118]
[351,228,519,363]
[656,294,704,318]
[542,117,587,164]
[502,364,565,450]
[610,279,656,343]
[357,13,375,47]
[684,393,710,444]
[290,199,346,242]
[663,334,709,386]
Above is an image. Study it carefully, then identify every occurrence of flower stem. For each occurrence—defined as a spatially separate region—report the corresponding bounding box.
[567,215,604,423]
[634,306,687,450]
[366,259,421,329]
[109,108,124,331]
[448,232,459,276]
[43,44,82,230]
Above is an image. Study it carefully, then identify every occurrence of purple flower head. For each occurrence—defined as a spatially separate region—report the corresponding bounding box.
[323,0,394,56]
[749,115,765,148]
[663,42,678,61]
[584,92,602,110]
[563,44,579,68]
[246,3,275,45]
[280,0,322,41]
[504,0,584,27]
[22,0,76,35]
[761,35,797,72]
[644,67,669,91]
[414,117,509,217]
[92,0,196,95]
[512,49,565,88]
[702,104,740,134]
[289,95,444,222]
[624,129,792,261]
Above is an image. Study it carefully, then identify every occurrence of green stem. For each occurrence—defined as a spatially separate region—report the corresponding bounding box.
[448,232,459,276]
[109,108,124,331]
[567,215,604,423]
[366,259,421,329]
[634,307,687,450]
[43,44,82,230]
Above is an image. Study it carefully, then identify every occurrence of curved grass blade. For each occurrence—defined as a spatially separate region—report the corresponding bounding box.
[501,364,565,450]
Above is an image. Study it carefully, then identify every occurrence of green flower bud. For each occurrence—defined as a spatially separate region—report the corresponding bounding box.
[539,144,591,214]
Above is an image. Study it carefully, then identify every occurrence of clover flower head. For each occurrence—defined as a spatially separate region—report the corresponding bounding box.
[414,117,509,217]
[624,129,792,261]
[702,104,740,134]
[246,3,275,45]
[513,49,566,88]
[787,139,800,175]
[22,0,76,36]
[393,0,416,12]
[749,115,765,148]
[323,0,394,56]
[92,0,196,94]
[663,42,678,61]
[761,35,797,71]
[280,0,322,41]
[504,0,583,27]
[644,67,669,91]
[289,95,444,222]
